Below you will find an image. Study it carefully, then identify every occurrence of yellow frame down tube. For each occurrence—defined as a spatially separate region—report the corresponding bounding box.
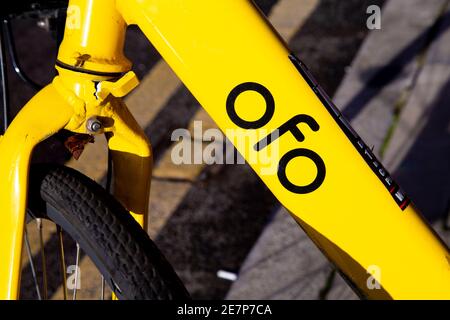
[117,0,450,299]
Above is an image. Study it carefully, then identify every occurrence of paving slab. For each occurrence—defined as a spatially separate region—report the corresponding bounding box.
[336,0,449,155]
[226,209,332,299]
[383,4,450,221]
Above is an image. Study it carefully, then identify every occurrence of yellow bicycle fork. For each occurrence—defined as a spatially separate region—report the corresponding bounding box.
[0,0,449,299]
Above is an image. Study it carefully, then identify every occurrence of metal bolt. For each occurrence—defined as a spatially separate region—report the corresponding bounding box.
[86,117,103,133]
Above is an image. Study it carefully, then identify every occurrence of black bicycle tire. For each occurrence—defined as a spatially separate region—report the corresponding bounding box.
[27,164,190,300]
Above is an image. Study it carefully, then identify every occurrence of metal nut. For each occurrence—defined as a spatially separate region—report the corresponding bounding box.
[86,117,103,133]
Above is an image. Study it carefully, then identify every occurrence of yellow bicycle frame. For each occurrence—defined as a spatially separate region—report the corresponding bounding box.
[0,0,449,299]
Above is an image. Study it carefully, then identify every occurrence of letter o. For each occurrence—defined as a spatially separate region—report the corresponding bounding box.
[226,82,275,129]
[278,148,326,194]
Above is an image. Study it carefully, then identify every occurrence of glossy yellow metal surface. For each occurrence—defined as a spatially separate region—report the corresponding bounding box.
[0,83,74,299]
[57,0,131,73]
[117,0,450,298]
[53,67,152,228]
[0,0,151,298]
[107,98,152,229]
[0,66,150,299]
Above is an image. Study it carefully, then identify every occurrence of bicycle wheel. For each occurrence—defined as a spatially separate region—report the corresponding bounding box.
[20,164,189,300]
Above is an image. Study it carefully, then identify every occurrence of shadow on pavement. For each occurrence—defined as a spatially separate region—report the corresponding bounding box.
[393,76,450,223]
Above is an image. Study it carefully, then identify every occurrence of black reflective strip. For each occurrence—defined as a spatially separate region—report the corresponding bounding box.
[289,54,318,89]
[289,53,410,211]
